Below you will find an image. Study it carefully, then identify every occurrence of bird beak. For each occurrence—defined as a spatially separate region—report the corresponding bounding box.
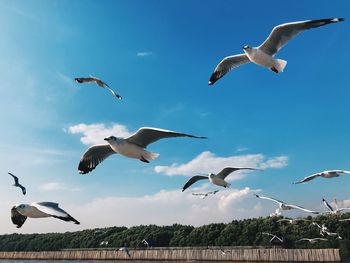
[104,138,108,141]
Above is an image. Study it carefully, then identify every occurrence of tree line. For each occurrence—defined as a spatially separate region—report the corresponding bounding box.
[1,214,350,257]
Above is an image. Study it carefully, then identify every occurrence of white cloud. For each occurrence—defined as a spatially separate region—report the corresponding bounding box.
[236,146,248,152]
[136,51,154,57]
[39,182,82,192]
[67,123,132,145]
[154,151,288,180]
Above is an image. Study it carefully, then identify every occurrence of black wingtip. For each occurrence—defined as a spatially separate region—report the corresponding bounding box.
[208,72,219,86]
[74,78,83,83]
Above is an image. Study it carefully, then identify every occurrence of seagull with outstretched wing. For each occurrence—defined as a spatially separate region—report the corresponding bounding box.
[294,170,350,184]
[182,167,261,192]
[209,18,344,85]
[255,194,319,215]
[8,172,26,195]
[75,76,122,100]
[78,127,206,174]
[11,202,80,228]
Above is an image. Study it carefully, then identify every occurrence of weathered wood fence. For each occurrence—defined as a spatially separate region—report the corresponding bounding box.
[0,248,341,261]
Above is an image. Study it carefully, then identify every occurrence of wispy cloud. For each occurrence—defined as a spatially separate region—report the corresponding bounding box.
[67,123,132,145]
[39,182,82,192]
[136,51,155,57]
[236,146,249,152]
[154,151,288,180]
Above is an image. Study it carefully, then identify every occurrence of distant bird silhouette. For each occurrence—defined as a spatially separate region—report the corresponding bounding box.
[75,76,122,100]
[8,172,26,195]
[182,167,261,192]
[294,170,350,184]
[277,218,310,225]
[262,232,284,243]
[192,190,219,199]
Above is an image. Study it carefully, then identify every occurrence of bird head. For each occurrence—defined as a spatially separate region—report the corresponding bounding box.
[104,136,117,143]
[243,45,251,51]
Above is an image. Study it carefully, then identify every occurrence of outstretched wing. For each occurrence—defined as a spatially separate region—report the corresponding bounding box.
[216,167,260,179]
[126,127,206,148]
[75,77,96,83]
[182,176,208,192]
[11,206,27,228]
[19,184,26,195]
[322,198,334,212]
[104,86,122,100]
[78,144,116,174]
[259,18,344,56]
[255,194,285,205]
[8,172,19,185]
[287,204,319,214]
[32,202,80,224]
[294,173,320,184]
[208,54,250,85]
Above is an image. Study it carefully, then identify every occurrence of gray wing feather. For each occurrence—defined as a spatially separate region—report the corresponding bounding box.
[294,173,320,184]
[182,175,208,192]
[216,167,259,179]
[11,206,27,228]
[209,54,250,85]
[259,18,344,56]
[33,202,80,224]
[287,204,319,214]
[127,127,206,148]
[78,144,116,174]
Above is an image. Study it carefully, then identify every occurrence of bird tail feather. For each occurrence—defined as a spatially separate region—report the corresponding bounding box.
[143,151,160,161]
[274,59,287,73]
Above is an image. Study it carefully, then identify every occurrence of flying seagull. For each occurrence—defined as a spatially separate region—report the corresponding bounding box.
[322,198,350,215]
[208,18,344,85]
[294,170,350,184]
[339,218,350,222]
[11,202,80,228]
[78,127,206,174]
[182,167,260,192]
[255,194,319,215]
[311,222,329,236]
[297,238,328,244]
[277,218,310,225]
[8,172,26,195]
[192,190,219,199]
[261,232,284,243]
[75,76,122,100]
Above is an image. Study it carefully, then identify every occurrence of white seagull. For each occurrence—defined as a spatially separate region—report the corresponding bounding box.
[322,198,350,215]
[255,194,319,215]
[75,76,122,100]
[8,172,26,195]
[294,170,350,184]
[78,127,206,174]
[297,238,328,244]
[11,202,80,228]
[277,218,310,225]
[182,167,260,192]
[262,232,284,243]
[311,222,329,236]
[192,190,219,199]
[339,218,350,222]
[208,18,344,85]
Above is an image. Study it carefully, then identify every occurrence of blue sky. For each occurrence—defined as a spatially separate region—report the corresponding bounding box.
[0,0,349,233]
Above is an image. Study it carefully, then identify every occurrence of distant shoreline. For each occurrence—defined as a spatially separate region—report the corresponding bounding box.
[0,248,341,262]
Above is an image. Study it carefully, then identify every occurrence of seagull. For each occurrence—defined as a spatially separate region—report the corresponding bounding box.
[8,172,26,195]
[75,76,122,100]
[119,247,131,258]
[311,222,329,236]
[255,194,319,215]
[322,198,350,215]
[219,247,231,255]
[141,239,150,248]
[294,170,350,184]
[78,127,206,174]
[339,218,350,222]
[277,218,310,225]
[192,190,219,199]
[208,18,344,85]
[182,167,260,192]
[262,232,284,243]
[11,202,80,228]
[100,241,109,246]
[297,238,328,244]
